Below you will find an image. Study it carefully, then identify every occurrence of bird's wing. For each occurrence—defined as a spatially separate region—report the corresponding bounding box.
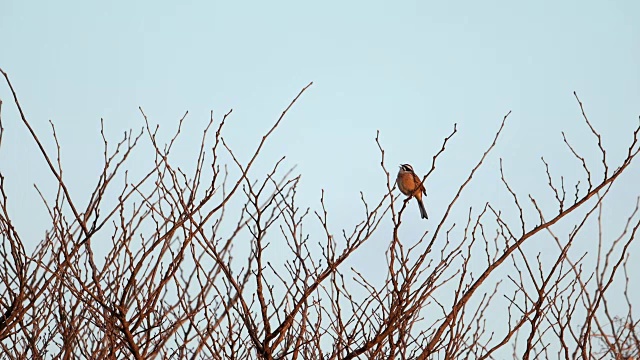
[412,173,426,194]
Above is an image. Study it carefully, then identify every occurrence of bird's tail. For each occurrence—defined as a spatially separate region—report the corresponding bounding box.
[417,199,428,219]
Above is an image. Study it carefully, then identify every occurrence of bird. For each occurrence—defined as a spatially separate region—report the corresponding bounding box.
[396,164,428,219]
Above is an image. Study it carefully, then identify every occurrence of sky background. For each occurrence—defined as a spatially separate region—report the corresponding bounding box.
[1,0,639,353]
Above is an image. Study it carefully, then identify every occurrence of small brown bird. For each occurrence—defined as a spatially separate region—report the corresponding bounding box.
[396,164,428,219]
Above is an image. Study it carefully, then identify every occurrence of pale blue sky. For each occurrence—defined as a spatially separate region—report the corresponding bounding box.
[1,0,639,352]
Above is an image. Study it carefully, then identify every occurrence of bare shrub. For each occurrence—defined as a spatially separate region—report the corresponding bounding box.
[1,69,639,359]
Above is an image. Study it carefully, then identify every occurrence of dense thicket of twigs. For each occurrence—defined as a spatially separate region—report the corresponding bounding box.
[1,69,639,359]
